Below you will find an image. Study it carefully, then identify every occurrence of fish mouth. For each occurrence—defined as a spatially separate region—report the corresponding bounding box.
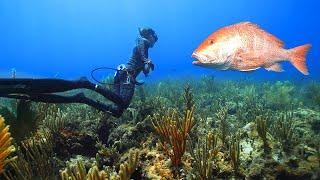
[192,52,221,68]
[192,58,205,67]
[191,52,204,65]
[191,52,200,59]
[192,60,201,65]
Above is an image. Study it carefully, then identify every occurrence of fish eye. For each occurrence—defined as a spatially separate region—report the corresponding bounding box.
[209,40,214,45]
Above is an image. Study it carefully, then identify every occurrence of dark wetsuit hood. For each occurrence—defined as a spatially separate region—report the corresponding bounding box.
[139,27,158,43]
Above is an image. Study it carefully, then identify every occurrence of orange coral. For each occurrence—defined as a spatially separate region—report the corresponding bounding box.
[0,115,15,174]
[152,106,195,167]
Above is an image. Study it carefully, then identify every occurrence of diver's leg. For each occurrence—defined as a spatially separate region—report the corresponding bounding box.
[113,71,120,96]
[80,80,124,105]
[0,77,124,105]
[0,93,124,118]
[0,78,85,93]
[119,81,135,109]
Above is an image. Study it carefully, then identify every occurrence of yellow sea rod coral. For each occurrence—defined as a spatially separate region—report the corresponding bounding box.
[152,106,195,167]
[0,115,15,174]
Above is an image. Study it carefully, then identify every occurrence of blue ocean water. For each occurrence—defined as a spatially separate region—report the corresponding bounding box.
[0,0,319,81]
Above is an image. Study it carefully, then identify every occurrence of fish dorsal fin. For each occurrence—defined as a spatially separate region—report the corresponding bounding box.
[235,22,284,48]
[208,22,284,48]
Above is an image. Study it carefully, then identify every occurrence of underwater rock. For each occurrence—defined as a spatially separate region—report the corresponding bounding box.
[107,117,153,153]
[310,116,320,134]
[238,121,287,179]
[216,159,233,178]
[275,160,314,180]
[62,104,105,136]
[239,122,264,162]
[79,119,100,138]
[226,101,237,115]
[107,124,139,153]
[287,156,300,168]
[293,108,320,134]
[97,116,116,145]
[235,118,320,179]
[95,143,120,169]
[141,149,174,179]
[246,158,265,179]
[65,155,96,172]
[54,129,98,158]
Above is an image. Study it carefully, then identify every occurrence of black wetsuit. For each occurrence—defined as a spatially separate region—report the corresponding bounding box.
[113,37,151,105]
[0,37,152,118]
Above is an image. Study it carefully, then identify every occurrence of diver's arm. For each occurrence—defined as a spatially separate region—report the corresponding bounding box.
[137,39,155,76]
[137,38,149,60]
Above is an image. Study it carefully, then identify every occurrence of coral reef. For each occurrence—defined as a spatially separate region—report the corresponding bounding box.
[271,111,297,153]
[229,135,241,175]
[191,132,219,179]
[305,81,320,108]
[60,149,139,180]
[264,81,295,110]
[256,116,269,154]
[0,100,39,141]
[1,77,320,179]
[151,85,196,168]
[216,106,229,149]
[3,129,57,179]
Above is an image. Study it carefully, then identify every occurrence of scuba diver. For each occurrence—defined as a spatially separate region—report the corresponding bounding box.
[0,27,158,118]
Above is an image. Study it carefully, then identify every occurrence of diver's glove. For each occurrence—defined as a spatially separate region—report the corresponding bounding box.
[150,61,155,71]
[143,58,154,76]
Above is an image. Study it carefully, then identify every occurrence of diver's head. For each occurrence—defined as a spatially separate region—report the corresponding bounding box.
[139,27,158,47]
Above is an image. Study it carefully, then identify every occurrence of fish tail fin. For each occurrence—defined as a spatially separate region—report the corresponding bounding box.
[288,44,311,75]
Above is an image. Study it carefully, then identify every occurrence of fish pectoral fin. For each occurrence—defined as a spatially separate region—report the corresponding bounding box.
[235,50,264,65]
[238,53,262,62]
[264,63,283,72]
